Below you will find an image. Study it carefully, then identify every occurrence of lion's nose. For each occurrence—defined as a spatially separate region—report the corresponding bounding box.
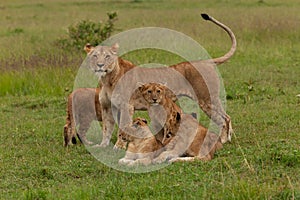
[152,98,157,102]
[97,63,104,68]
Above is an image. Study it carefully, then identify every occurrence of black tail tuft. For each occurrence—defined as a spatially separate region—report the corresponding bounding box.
[201,13,210,20]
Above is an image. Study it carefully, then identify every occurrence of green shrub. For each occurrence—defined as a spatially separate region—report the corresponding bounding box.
[55,12,117,51]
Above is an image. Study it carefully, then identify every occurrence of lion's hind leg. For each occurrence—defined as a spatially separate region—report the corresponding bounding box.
[63,124,73,146]
[218,113,233,144]
[201,101,233,144]
[63,98,77,147]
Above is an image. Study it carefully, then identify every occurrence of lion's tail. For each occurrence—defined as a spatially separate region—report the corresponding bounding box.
[201,13,237,65]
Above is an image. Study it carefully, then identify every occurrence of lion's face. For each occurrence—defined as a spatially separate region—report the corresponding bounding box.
[131,117,152,139]
[85,43,119,77]
[115,118,150,149]
[139,83,166,106]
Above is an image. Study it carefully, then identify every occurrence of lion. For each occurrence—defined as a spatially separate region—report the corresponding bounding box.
[138,82,181,144]
[138,82,222,163]
[152,114,223,164]
[84,43,142,147]
[63,88,101,146]
[115,116,222,166]
[85,13,236,147]
[115,117,166,166]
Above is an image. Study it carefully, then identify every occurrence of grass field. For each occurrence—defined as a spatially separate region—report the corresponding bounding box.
[1,0,300,199]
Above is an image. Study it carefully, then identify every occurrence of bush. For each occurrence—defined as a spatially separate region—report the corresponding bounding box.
[55,12,117,51]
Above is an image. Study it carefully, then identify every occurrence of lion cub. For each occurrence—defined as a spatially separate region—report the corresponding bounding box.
[154,114,223,163]
[138,82,181,144]
[63,88,101,146]
[115,116,222,165]
[115,118,165,166]
[139,82,223,163]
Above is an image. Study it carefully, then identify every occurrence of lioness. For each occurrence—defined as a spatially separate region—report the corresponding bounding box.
[85,13,236,147]
[63,88,101,146]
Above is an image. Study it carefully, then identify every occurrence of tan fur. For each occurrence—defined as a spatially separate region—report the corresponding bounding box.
[85,14,236,147]
[115,118,164,166]
[116,115,222,166]
[139,83,222,163]
[138,83,181,144]
[63,88,101,146]
[153,113,223,164]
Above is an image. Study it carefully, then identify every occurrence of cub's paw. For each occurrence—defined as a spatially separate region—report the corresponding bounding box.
[118,158,133,165]
[152,153,173,164]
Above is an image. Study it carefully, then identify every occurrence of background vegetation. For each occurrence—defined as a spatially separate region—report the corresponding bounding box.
[0,0,299,199]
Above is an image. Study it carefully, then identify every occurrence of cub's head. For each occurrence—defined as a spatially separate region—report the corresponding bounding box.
[114,118,151,150]
[132,117,148,128]
[138,83,167,106]
[131,117,153,138]
[84,43,119,77]
[139,82,177,106]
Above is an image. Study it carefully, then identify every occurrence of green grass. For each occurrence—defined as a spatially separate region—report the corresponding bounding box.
[1,0,300,199]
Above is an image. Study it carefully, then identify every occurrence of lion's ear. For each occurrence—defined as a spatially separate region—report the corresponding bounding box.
[84,43,95,54]
[165,87,177,102]
[111,43,119,54]
[137,82,144,91]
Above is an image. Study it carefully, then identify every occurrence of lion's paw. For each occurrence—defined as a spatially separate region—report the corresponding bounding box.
[118,158,133,165]
[152,154,168,164]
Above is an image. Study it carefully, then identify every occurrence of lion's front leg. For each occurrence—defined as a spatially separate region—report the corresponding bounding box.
[152,151,179,164]
[128,157,152,166]
[118,103,135,135]
[118,158,134,165]
[99,107,115,147]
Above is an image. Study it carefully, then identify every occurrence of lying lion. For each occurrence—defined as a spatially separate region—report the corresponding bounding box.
[115,82,222,165]
[63,88,101,146]
[138,82,223,163]
[153,114,223,164]
[115,117,165,166]
[115,116,222,166]
[85,13,236,148]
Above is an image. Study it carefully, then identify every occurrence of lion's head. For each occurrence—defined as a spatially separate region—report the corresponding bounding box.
[84,43,119,77]
[114,117,151,150]
[139,82,177,106]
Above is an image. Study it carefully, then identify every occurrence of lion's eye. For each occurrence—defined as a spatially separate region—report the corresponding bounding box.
[157,90,161,93]
[92,54,98,58]
[105,54,111,59]
[147,90,152,94]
